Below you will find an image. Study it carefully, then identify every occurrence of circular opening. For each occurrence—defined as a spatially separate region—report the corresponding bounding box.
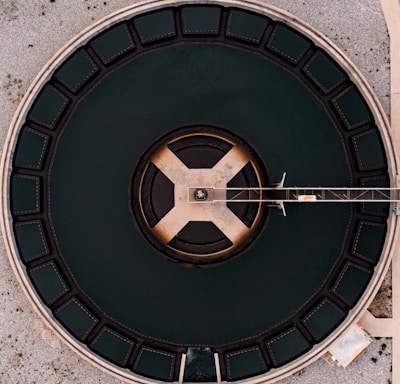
[194,189,208,201]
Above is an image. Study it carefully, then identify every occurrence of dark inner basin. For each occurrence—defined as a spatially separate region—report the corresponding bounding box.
[49,43,351,345]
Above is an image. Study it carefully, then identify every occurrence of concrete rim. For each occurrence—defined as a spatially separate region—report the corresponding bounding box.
[0,0,397,383]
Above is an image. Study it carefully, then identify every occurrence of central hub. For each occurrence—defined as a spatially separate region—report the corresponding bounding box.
[131,126,269,267]
[194,189,208,201]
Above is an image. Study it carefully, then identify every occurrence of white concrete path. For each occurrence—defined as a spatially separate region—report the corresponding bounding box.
[359,2,400,384]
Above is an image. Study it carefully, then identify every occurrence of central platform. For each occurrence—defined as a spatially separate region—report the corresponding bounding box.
[133,128,267,265]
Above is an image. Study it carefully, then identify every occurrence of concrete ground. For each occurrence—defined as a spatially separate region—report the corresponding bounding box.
[0,0,396,383]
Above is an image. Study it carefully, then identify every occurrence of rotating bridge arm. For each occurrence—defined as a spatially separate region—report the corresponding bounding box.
[188,173,400,217]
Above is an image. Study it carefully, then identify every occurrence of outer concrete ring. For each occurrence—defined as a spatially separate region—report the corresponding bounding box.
[0,0,398,383]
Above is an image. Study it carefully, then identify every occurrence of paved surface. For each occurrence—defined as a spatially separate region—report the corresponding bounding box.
[0,1,395,383]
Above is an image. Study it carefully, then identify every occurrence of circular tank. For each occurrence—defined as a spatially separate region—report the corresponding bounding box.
[0,1,397,383]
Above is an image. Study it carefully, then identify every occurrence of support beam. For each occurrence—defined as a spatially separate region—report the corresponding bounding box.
[189,187,400,203]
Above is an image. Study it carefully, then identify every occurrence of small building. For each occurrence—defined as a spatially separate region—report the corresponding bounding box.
[323,324,373,368]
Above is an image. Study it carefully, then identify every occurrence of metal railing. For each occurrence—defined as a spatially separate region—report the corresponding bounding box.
[188,174,400,216]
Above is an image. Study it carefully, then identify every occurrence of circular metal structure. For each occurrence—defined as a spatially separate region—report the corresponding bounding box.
[0,1,397,383]
[132,127,268,266]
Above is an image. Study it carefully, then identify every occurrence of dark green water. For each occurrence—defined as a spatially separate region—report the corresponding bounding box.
[50,43,351,345]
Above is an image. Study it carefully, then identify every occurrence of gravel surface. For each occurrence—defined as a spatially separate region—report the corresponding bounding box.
[0,1,391,383]
[277,337,392,384]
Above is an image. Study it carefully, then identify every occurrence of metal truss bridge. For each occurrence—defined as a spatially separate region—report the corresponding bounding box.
[189,174,400,216]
